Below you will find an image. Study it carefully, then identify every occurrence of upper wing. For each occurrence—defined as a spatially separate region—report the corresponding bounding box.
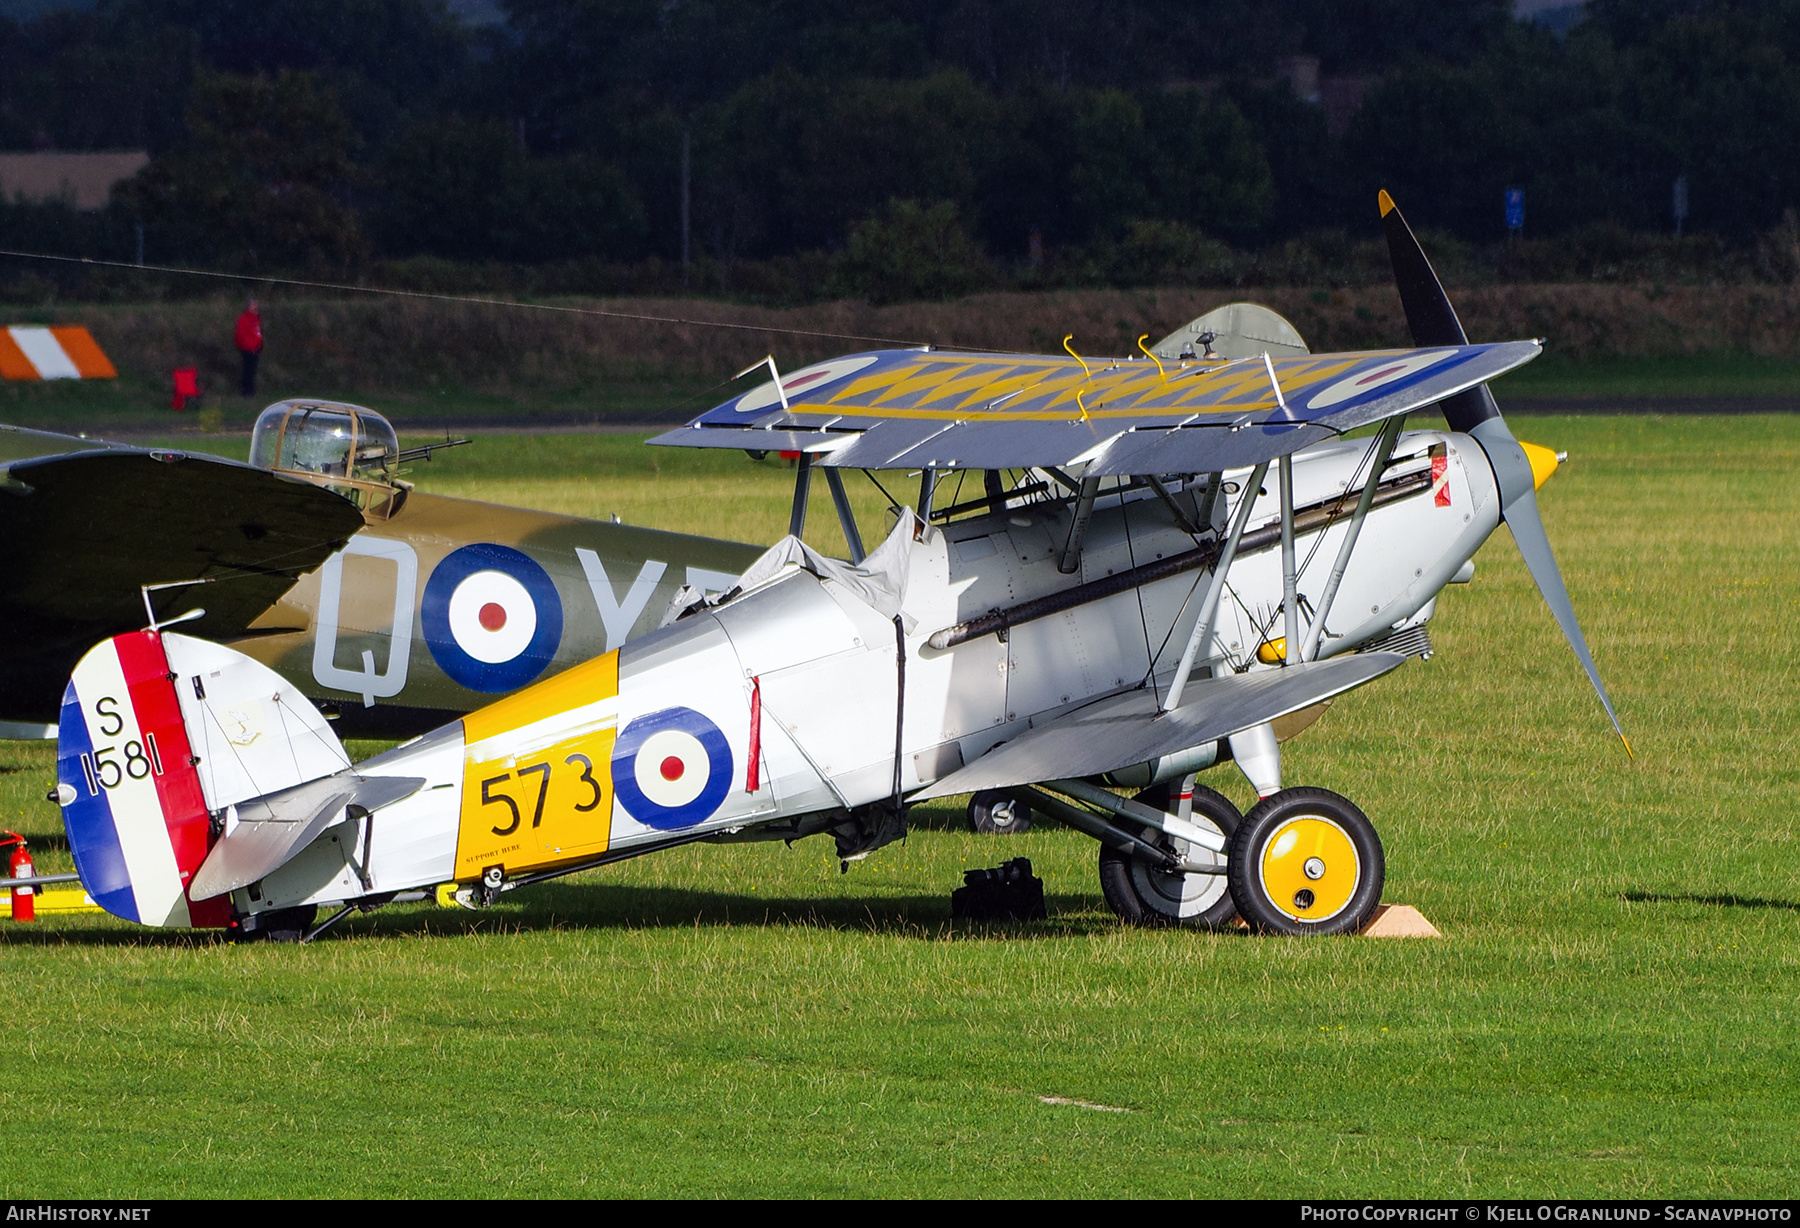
[911,652,1407,800]
[0,448,367,722]
[0,422,120,465]
[648,342,1539,475]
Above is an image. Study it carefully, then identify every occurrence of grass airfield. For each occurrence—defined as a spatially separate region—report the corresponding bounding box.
[0,415,1794,1196]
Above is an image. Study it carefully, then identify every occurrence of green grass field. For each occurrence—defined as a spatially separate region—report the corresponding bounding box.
[0,415,1795,1197]
[1492,351,1800,400]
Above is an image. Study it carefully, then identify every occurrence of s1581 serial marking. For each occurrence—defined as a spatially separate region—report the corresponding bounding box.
[76,695,165,795]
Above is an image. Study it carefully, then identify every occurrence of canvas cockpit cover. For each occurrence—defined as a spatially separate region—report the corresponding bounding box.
[705,509,919,626]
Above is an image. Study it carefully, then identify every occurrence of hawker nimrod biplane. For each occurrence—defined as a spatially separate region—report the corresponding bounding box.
[52,194,1623,940]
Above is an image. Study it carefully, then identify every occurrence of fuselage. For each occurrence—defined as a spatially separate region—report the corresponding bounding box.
[230,489,760,735]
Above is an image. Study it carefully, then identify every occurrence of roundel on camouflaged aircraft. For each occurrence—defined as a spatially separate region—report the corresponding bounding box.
[611,707,734,830]
[422,543,564,692]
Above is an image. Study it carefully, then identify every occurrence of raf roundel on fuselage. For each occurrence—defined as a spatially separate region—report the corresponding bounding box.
[611,706,735,830]
[422,542,565,692]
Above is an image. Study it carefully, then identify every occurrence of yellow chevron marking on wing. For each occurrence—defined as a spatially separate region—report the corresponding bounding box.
[866,361,988,408]
[827,363,928,404]
[928,363,1043,409]
[770,349,1411,420]
[950,366,1051,411]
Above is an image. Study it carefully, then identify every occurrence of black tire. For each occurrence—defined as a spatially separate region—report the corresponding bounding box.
[969,789,1032,835]
[1226,788,1383,935]
[1098,783,1241,929]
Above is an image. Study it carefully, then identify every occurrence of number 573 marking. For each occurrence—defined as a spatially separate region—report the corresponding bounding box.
[478,753,603,836]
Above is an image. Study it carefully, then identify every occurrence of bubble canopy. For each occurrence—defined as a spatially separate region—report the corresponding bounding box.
[250,400,399,484]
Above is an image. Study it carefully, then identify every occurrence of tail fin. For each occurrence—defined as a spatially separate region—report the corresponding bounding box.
[57,631,349,928]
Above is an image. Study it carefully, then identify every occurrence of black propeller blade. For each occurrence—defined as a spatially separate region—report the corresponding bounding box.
[1378,190,1630,755]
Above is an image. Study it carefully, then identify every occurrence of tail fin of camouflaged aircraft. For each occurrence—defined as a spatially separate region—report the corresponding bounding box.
[56,630,357,927]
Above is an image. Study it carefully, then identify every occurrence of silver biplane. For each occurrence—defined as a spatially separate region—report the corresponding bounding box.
[49,194,1624,939]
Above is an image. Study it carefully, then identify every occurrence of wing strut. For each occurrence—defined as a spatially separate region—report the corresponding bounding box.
[1300,415,1406,661]
[824,467,865,563]
[1058,475,1102,574]
[1279,453,1299,664]
[1162,460,1270,711]
[788,452,813,539]
[1148,474,1204,536]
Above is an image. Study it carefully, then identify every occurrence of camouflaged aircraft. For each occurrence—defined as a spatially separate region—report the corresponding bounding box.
[0,403,759,739]
[49,194,1626,940]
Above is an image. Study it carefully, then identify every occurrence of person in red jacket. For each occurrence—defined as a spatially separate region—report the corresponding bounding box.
[235,298,263,396]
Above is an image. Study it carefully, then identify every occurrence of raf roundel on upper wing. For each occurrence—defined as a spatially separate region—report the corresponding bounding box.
[733,355,881,414]
[1296,348,1473,416]
[611,706,734,830]
[423,543,564,693]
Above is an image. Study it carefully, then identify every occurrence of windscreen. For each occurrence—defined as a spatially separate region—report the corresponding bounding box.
[250,403,398,482]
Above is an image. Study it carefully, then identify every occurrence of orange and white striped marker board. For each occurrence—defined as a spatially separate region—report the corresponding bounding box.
[0,326,116,380]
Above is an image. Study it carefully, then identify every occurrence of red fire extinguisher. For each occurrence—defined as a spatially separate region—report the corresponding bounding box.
[4,832,35,923]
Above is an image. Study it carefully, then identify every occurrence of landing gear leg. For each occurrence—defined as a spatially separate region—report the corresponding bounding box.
[1097,781,1241,929]
[1228,722,1281,798]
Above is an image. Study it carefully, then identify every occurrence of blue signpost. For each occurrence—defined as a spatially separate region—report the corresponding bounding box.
[1505,187,1525,235]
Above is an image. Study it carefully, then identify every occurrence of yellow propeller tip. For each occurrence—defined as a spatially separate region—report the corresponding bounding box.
[1620,733,1635,761]
[1378,189,1396,217]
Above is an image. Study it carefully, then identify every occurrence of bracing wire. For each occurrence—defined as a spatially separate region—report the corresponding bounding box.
[1137,468,1243,685]
[1294,428,1391,581]
[945,469,969,518]
[1114,483,1159,703]
[861,469,904,514]
[1140,426,1398,677]
[0,247,933,350]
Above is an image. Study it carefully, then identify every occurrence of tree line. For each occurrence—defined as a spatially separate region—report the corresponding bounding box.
[4,0,1800,298]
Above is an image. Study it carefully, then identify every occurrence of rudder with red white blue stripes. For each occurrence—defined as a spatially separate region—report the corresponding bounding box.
[56,632,228,928]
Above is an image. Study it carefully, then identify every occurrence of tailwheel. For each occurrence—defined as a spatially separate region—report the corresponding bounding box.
[1098,783,1241,929]
[969,789,1032,835]
[229,904,317,944]
[1226,788,1383,935]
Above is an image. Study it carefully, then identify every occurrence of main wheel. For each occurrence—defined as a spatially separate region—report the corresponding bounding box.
[1226,788,1383,935]
[1098,783,1241,929]
[969,789,1032,835]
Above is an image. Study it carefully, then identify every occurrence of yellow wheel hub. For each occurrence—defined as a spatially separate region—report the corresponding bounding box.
[1258,816,1360,923]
